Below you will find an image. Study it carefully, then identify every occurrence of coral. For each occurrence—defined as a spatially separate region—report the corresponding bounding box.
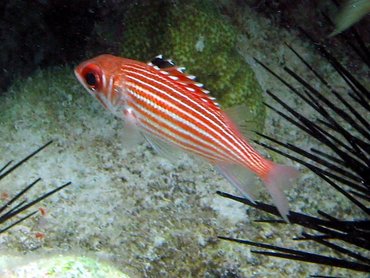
[0,255,128,277]
[117,1,266,131]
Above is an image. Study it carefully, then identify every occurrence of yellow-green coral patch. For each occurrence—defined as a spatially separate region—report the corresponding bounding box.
[117,1,265,131]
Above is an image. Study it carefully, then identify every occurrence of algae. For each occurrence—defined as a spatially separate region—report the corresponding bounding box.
[102,0,266,131]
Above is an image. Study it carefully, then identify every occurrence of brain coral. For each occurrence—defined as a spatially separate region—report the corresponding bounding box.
[100,1,266,130]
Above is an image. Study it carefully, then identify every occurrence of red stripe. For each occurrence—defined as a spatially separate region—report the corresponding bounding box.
[130,99,230,161]
[124,68,227,134]
[125,72,237,153]
[131,103,227,161]
[123,64,269,174]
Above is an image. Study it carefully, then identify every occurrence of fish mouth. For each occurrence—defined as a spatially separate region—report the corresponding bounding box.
[74,66,85,88]
[74,62,85,81]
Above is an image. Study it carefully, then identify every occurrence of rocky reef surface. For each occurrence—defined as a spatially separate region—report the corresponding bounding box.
[0,1,366,277]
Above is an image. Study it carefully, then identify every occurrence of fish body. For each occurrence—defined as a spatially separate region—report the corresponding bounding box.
[75,54,299,221]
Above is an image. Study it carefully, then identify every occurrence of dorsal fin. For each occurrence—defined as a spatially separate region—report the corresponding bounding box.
[224,104,258,139]
[148,55,221,110]
[148,54,175,69]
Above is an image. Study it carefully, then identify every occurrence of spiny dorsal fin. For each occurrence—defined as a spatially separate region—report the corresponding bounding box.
[148,55,220,109]
[148,54,175,69]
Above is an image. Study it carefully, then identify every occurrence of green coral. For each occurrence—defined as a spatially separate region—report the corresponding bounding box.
[118,1,265,131]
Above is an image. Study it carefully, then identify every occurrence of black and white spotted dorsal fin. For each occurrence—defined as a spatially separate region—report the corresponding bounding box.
[148,54,175,69]
[148,55,220,108]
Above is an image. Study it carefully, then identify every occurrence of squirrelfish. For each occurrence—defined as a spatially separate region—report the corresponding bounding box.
[74,54,299,221]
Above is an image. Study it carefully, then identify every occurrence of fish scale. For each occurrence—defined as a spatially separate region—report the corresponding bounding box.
[75,54,299,221]
[126,71,251,164]
[132,105,226,162]
[129,68,266,170]
[123,66,251,162]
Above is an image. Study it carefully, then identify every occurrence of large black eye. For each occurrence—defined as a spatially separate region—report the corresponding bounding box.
[85,72,97,86]
[80,63,102,91]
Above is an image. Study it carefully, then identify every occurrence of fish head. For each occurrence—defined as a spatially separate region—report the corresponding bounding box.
[74,54,126,116]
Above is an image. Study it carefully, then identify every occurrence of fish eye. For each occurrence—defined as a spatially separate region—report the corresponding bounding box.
[81,64,102,91]
[85,72,97,86]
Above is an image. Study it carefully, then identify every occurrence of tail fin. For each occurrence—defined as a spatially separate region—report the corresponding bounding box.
[263,163,300,222]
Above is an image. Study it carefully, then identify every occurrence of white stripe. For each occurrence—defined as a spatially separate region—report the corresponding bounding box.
[106,75,114,104]
[123,68,248,161]
[123,65,249,155]
[134,102,228,162]
[101,72,107,94]
[130,89,237,162]
[126,78,245,162]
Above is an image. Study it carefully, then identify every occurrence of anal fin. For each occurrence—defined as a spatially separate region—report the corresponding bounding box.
[215,163,258,202]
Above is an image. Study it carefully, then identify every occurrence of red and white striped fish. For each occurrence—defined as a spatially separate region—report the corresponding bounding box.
[74,54,299,221]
